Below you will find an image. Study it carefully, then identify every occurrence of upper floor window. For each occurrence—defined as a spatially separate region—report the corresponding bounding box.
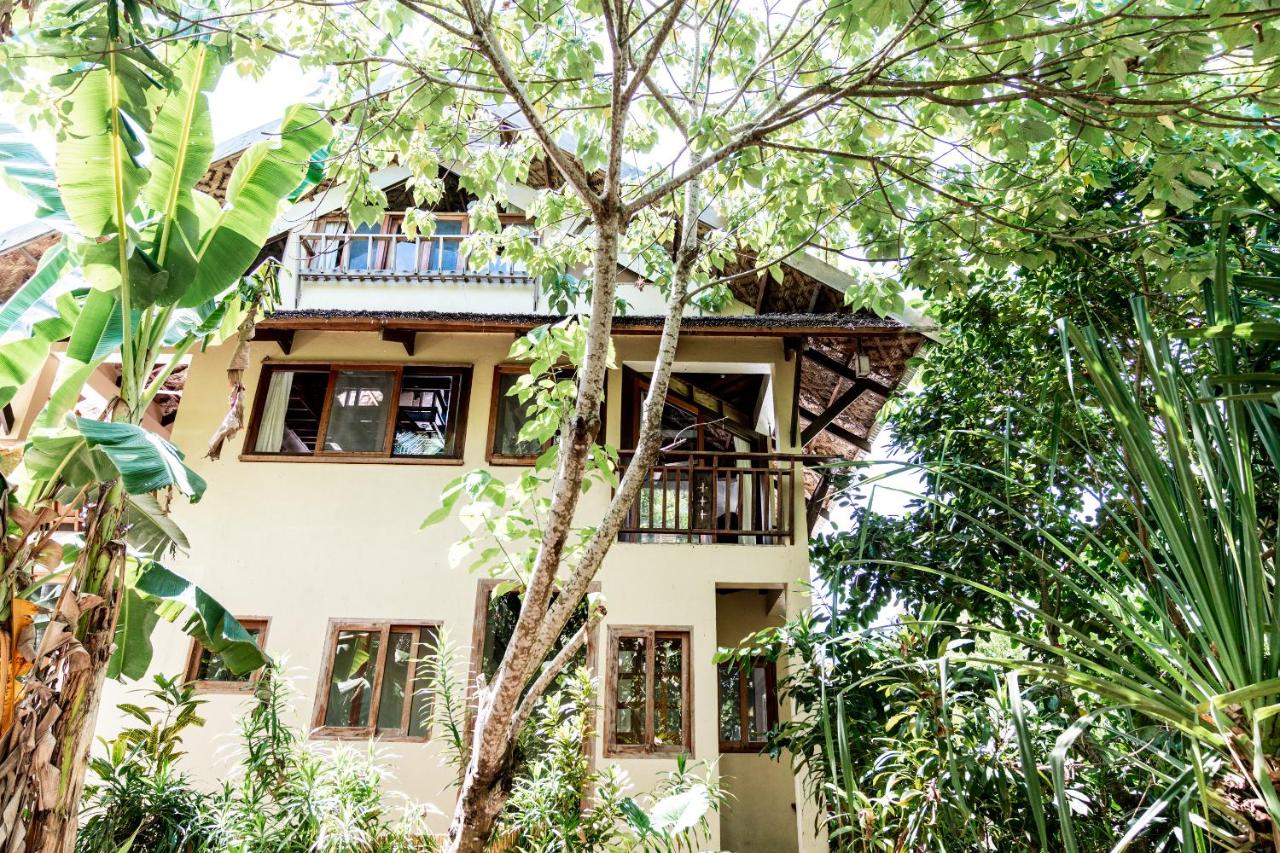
[247,363,471,462]
[300,213,533,277]
[312,620,439,741]
[486,365,603,465]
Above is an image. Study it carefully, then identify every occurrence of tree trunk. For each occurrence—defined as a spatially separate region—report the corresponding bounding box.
[443,175,702,851]
[0,484,127,853]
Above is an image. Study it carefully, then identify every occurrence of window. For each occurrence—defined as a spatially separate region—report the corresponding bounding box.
[718,658,778,752]
[312,620,438,740]
[184,618,269,692]
[247,363,471,462]
[605,627,692,756]
[302,212,533,276]
[474,580,596,687]
[487,365,605,465]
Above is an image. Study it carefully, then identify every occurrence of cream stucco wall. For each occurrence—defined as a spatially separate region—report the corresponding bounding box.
[94,326,818,849]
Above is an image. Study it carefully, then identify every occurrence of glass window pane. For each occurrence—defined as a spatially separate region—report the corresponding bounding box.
[255,370,329,454]
[394,370,461,457]
[615,637,647,746]
[748,662,770,741]
[408,630,435,738]
[376,630,413,733]
[492,371,543,458]
[195,626,263,682]
[718,662,741,744]
[347,222,381,271]
[427,219,464,272]
[653,636,684,747]
[324,630,381,729]
[484,590,588,694]
[324,371,395,453]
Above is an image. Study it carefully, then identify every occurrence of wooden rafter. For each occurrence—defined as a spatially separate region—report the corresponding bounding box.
[798,403,872,452]
[254,328,295,354]
[381,328,417,356]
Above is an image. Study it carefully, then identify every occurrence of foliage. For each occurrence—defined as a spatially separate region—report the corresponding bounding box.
[201,667,437,852]
[779,208,1280,849]
[492,667,722,852]
[77,675,213,852]
[79,661,722,852]
[721,605,1136,851]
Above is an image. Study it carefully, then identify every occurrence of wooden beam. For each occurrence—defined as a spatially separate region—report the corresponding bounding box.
[254,328,294,355]
[790,340,804,448]
[798,404,872,452]
[381,328,416,356]
[783,336,803,361]
[802,347,892,396]
[806,475,831,534]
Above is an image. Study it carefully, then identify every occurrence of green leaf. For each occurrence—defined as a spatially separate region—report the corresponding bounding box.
[54,65,150,239]
[143,44,221,304]
[32,356,105,431]
[77,419,206,500]
[133,561,267,676]
[183,104,332,306]
[122,492,190,557]
[0,121,69,226]
[108,586,163,680]
[64,288,120,364]
[0,241,71,340]
[0,290,81,405]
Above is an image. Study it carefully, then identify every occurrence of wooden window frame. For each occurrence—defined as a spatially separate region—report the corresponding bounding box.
[604,625,694,758]
[310,618,441,742]
[241,362,472,465]
[183,617,270,694]
[717,656,779,753]
[466,579,602,719]
[486,365,607,466]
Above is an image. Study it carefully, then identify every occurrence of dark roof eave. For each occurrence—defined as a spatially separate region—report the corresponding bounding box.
[256,309,915,338]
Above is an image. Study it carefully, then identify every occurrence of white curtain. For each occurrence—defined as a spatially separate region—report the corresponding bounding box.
[254,371,294,452]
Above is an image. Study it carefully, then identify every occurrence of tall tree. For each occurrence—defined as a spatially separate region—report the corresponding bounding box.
[214,0,1280,848]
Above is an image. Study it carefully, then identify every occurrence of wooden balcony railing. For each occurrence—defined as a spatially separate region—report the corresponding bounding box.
[618,451,799,545]
[297,232,536,281]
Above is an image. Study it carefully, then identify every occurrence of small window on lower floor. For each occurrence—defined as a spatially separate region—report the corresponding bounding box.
[184,618,269,692]
[718,658,778,751]
[313,621,438,740]
[606,627,692,756]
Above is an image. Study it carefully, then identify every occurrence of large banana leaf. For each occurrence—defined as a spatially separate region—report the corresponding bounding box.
[54,62,151,240]
[0,242,71,340]
[110,561,267,680]
[122,493,190,557]
[183,103,332,306]
[77,419,206,500]
[0,122,69,226]
[141,44,221,305]
[0,291,81,406]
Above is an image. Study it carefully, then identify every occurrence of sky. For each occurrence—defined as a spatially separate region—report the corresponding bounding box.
[0,60,325,235]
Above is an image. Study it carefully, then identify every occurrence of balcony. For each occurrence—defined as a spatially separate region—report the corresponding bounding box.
[618,451,799,545]
[296,231,536,284]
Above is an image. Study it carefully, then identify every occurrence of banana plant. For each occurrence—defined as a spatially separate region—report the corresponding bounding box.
[0,31,330,852]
